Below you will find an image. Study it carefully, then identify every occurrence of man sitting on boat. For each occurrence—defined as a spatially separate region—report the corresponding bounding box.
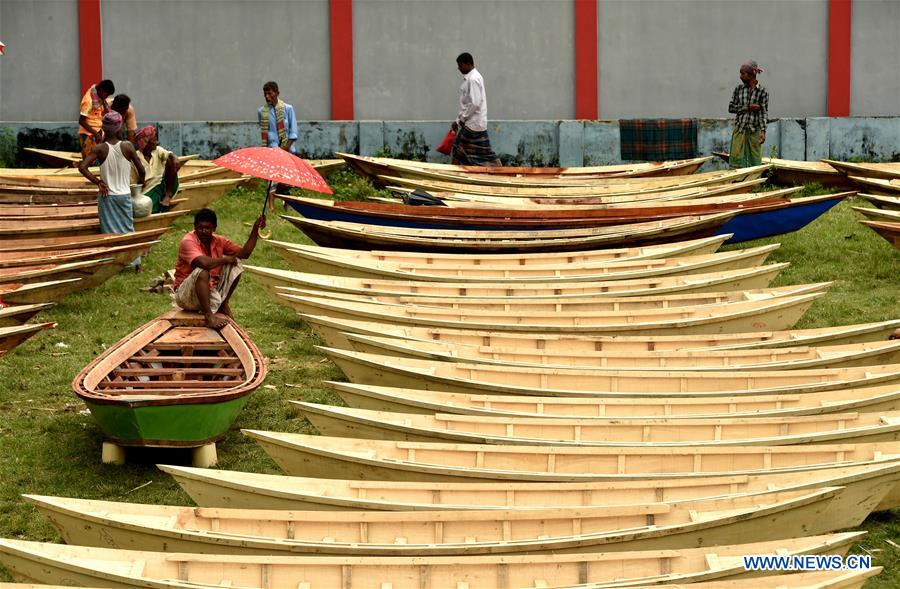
[134,126,179,213]
[173,208,266,329]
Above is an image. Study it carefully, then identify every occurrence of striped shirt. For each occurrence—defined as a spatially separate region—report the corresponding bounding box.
[728,83,769,133]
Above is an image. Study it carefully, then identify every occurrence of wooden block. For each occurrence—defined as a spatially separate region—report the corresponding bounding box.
[101,441,126,465]
[191,443,218,468]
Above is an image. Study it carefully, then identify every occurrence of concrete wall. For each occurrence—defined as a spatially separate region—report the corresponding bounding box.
[851,0,900,116]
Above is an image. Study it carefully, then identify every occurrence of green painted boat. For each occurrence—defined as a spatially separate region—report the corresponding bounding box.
[72,310,266,448]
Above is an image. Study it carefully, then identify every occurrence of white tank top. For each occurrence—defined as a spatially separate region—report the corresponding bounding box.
[99,141,132,195]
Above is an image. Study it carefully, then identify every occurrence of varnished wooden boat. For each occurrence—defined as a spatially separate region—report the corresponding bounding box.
[321,348,900,398]
[245,431,900,482]
[0,534,865,588]
[0,241,159,270]
[281,290,822,335]
[328,381,900,422]
[343,332,900,371]
[297,402,900,447]
[24,488,850,556]
[23,146,199,167]
[711,153,853,188]
[0,209,186,239]
[0,227,168,253]
[284,212,738,252]
[852,206,900,224]
[271,242,779,281]
[860,220,900,250]
[824,158,900,181]
[847,175,900,196]
[0,198,187,222]
[159,459,900,514]
[859,193,900,210]
[339,151,714,181]
[0,322,55,355]
[302,313,900,354]
[270,232,731,266]
[0,304,55,328]
[72,310,266,448]
[0,279,82,305]
[247,264,788,302]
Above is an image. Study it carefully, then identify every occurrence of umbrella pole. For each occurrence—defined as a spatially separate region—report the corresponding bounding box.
[262,180,273,218]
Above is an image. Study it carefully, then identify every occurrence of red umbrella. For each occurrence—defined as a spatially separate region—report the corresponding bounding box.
[213,146,332,196]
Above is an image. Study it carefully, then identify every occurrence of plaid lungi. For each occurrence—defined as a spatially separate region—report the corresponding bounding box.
[619,119,698,161]
[451,125,501,166]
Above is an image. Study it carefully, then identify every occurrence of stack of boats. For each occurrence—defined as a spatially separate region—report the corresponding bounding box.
[0,155,895,588]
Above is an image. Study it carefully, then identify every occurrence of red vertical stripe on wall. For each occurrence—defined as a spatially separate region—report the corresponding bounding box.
[330,0,355,120]
[574,0,598,119]
[78,0,103,95]
[827,0,852,116]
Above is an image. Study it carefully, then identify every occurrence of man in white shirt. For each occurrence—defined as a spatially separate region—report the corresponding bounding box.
[450,52,501,166]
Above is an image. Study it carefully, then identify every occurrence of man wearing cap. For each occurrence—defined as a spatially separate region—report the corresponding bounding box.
[78,111,146,271]
[728,61,769,168]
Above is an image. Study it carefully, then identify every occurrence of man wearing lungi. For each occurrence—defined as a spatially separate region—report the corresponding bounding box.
[451,52,501,166]
[728,61,769,169]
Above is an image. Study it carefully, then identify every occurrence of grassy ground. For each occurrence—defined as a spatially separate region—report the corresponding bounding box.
[0,173,898,585]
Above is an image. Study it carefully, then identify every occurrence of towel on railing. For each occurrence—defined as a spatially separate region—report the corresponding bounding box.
[619,118,698,161]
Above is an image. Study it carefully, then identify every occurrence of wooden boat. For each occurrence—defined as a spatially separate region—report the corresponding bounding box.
[72,311,266,460]
[852,206,900,223]
[301,313,900,354]
[715,193,851,243]
[342,332,900,371]
[277,193,787,231]
[0,304,55,328]
[0,227,168,253]
[0,533,865,589]
[320,348,900,398]
[711,153,853,188]
[377,165,771,197]
[847,175,900,196]
[23,488,851,556]
[339,151,714,181]
[0,209,187,239]
[859,193,900,210]
[246,264,788,301]
[270,242,780,281]
[0,322,54,355]
[0,198,187,222]
[0,569,883,589]
[328,381,900,422]
[284,212,739,252]
[269,232,731,267]
[860,220,900,250]
[23,146,199,167]
[824,158,900,181]
[281,291,822,335]
[245,431,900,482]
[159,459,900,515]
[0,259,118,292]
[0,279,82,305]
[0,165,242,188]
[0,241,159,271]
[297,402,900,447]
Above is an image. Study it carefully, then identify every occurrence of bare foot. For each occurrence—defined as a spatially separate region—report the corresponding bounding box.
[204,313,228,329]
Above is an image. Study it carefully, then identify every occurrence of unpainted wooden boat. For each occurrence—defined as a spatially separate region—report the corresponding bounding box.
[245,430,900,482]
[247,264,788,302]
[0,533,865,589]
[847,175,900,196]
[0,322,55,355]
[301,313,900,354]
[0,227,168,253]
[860,220,900,250]
[72,310,266,448]
[343,331,900,371]
[852,205,900,223]
[0,279,82,305]
[297,402,900,447]
[24,488,849,556]
[711,153,853,188]
[0,164,243,189]
[0,241,159,270]
[0,304,55,328]
[282,290,822,335]
[859,193,900,210]
[159,459,900,515]
[284,212,738,252]
[23,146,198,167]
[0,259,117,293]
[0,209,187,239]
[271,242,779,282]
[339,151,714,181]
[323,348,900,398]
[824,158,900,181]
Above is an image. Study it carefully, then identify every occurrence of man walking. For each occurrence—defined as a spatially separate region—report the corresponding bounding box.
[728,61,768,168]
[451,53,501,166]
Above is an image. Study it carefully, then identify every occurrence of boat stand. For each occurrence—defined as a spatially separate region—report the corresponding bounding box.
[101,441,218,468]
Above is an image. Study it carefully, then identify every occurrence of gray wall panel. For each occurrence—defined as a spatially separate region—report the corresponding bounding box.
[851,0,900,116]
[353,0,575,121]
[101,0,331,122]
[597,0,828,118]
[0,0,81,121]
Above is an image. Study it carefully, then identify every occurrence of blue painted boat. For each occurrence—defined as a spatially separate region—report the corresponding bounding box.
[720,193,851,244]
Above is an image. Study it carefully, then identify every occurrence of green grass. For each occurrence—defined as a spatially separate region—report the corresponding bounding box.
[0,174,898,584]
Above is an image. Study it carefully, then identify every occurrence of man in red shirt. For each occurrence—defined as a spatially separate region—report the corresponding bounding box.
[173,208,266,328]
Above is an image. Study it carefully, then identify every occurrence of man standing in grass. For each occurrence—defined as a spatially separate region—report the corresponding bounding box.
[173,208,266,329]
[451,52,501,166]
[728,61,768,168]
